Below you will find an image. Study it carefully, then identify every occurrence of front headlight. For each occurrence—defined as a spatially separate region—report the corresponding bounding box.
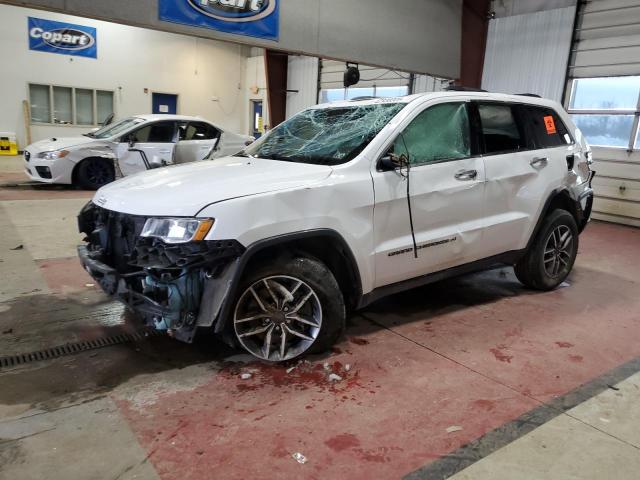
[140,218,214,244]
[38,150,69,160]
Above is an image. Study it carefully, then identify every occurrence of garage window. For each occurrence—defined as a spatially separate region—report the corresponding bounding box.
[320,86,408,103]
[28,84,115,126]
[567,76,640,150]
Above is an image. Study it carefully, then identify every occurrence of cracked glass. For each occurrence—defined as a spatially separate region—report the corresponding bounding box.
[393,102,470,165]
[239,102,406,165]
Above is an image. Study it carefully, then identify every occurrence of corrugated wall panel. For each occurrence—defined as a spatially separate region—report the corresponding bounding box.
[570,0,640,77]
[286,56,319,119]
[481,6,576,101]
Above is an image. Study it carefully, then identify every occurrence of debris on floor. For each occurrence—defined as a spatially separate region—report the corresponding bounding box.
[85,283,95,287]
[10,244,23,250]
[2,328,13,334]
[559,281,571,288]
[446,425,463,433]
[240,373,252,380]
[328,373,343,382]
[292,452,307,464]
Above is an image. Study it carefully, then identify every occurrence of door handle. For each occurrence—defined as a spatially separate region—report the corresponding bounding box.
[159,150,171,154]
[530,157,549,168]
[454,169,478,181]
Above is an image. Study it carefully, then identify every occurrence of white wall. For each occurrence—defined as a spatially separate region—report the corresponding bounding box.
[6,0,463,78]
[0,4,262,147]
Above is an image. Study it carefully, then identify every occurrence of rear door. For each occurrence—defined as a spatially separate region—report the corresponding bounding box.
[115,121,177,176]
[371,101,487,288]
[478,102,572,255]
[174,121,220,164]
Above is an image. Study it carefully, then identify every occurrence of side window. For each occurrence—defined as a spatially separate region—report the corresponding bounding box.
[525,106,573,148]
[478,103,526,154]
[183,122,219,141]
[393,103,470,165]
[130,121,176,143]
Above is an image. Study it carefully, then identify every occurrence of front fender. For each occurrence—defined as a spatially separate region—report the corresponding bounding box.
[198,229,363,335]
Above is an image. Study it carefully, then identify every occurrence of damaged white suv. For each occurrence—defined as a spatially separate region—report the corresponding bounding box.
[78,92,594,362]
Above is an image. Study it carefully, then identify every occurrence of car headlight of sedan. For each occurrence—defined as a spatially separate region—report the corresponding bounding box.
[140,218,214,244]
[38,150,70,160]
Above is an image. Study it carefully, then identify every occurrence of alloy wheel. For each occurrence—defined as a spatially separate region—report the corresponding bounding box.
[86,160,111,186]
[543,225,574,278]
[233,275,322,361]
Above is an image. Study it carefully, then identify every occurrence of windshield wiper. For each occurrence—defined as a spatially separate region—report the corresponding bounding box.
[233,151,249,157]
[82,132,95,138]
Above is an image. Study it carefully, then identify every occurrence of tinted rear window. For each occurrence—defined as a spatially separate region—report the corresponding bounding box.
[524,106,573,148]
[477,103,527,154]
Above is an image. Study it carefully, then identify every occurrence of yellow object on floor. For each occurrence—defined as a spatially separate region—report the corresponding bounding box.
[0,132,18,155]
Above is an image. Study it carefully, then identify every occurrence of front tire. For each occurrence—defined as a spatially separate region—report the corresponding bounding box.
[515,209,579,290]
[76,158,115,190]
[231,256,345,362]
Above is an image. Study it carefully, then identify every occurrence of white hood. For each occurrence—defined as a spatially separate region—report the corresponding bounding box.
[94,156,333,216]
[28,136,95,152]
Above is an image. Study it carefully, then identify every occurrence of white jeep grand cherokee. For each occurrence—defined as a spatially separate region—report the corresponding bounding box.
[78,92,594,362]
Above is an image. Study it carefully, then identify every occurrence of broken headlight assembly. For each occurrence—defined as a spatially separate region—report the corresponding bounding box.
[140,218,214,244]
[38,149,69,160]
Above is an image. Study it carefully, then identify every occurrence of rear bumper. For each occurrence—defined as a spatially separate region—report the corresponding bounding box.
[577,171,595,232]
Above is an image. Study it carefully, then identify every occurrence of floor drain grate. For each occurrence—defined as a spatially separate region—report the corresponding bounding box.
[0,328,164,369]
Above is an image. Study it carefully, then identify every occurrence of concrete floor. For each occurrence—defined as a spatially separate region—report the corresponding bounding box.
[2,154,640,479]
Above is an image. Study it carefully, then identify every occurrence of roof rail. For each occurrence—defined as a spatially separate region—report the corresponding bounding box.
[349,96,377,101]
[444,86,488,92]
[515,93,542,98]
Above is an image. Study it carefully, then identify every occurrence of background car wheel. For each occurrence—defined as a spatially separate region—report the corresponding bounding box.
[232,256,345,362]
[76,158,115,190]
[514,209,579,291]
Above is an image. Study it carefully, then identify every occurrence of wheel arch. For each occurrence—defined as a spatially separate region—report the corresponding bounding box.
[213,229,363,333]
[527,187,582,251]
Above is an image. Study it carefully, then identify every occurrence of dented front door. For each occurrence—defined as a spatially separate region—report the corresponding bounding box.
[116,120,177,176]
[371,101,487,288]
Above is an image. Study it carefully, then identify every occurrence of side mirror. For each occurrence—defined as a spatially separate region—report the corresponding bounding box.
[379,152,408,171]
[126,135,136,148]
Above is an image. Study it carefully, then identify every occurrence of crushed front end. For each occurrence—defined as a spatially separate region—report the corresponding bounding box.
[77,201,244,342]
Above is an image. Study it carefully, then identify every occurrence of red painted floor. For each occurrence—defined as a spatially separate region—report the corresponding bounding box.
[37,257,95,294]
[109,221,640,479]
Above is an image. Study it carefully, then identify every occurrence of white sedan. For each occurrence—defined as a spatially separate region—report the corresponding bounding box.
[24,114,254,189]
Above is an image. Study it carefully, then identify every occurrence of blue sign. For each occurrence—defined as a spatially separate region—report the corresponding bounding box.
[159,0,279,41]
[28,17,97,58]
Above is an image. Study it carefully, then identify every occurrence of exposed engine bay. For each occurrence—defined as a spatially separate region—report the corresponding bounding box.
[77,201,244,342]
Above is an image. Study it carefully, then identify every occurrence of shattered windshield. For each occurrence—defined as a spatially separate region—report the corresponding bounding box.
[239,102,406,165]
[90,117,146,139]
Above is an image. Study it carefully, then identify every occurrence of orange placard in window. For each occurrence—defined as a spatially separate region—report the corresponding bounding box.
[543,115,557,134]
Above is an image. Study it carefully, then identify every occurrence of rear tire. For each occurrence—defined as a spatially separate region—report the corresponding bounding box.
[231,256,345,362]
[515,209,579,291]
[76,158,115,190]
